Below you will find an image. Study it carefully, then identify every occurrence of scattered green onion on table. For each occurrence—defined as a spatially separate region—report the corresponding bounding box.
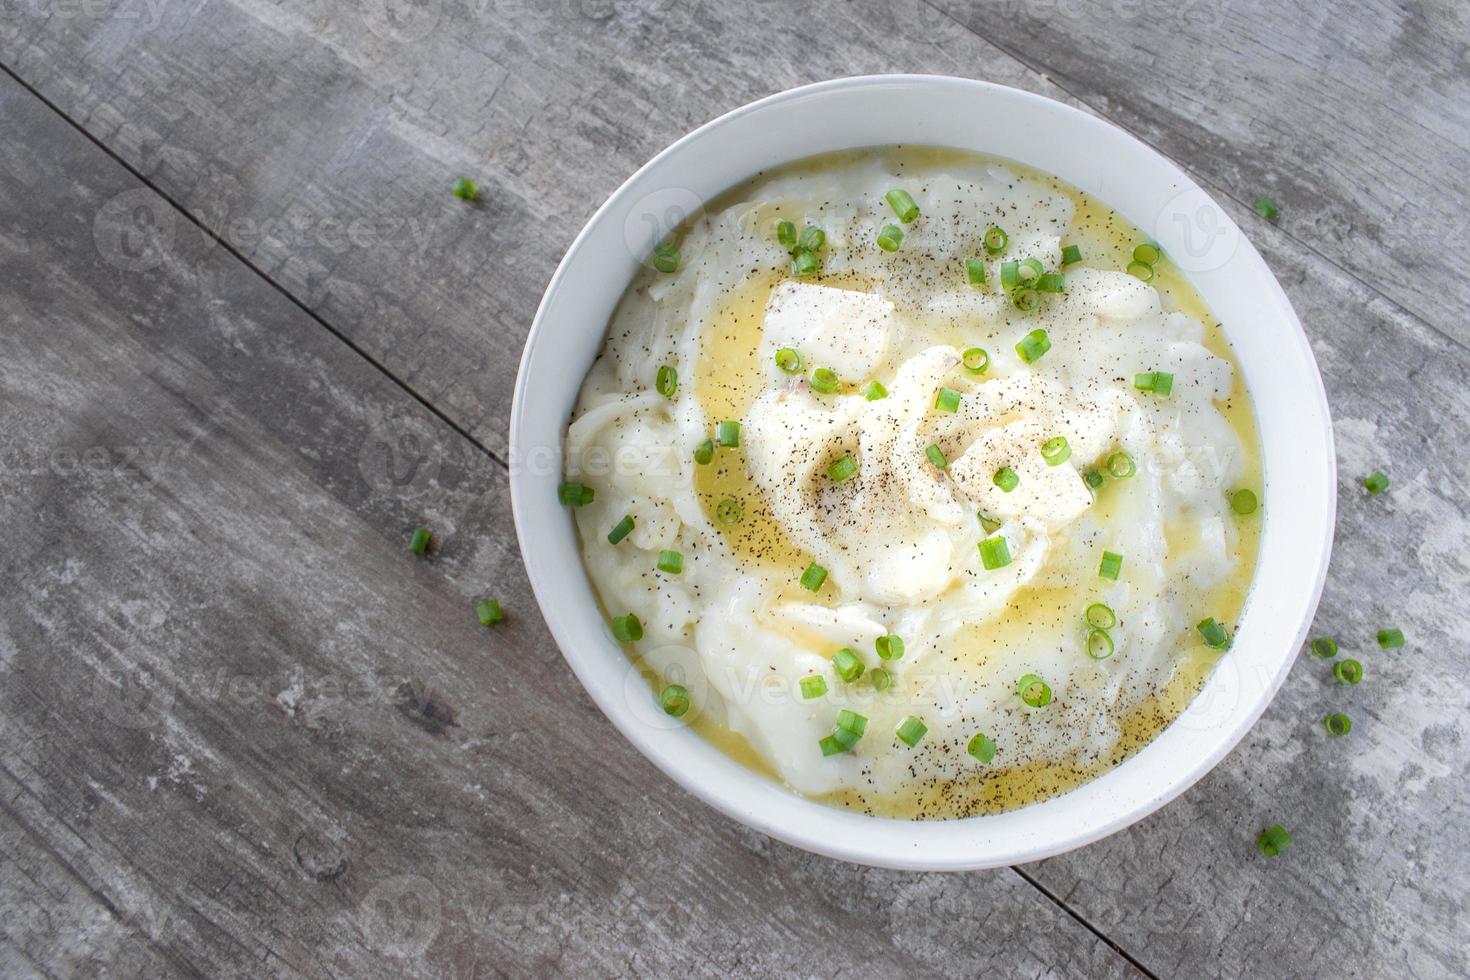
[476,599,505,626]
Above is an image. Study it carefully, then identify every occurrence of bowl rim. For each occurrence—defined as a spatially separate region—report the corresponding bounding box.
[510,74,1336,870]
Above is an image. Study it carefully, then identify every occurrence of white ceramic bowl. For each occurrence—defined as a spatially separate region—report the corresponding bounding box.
[510,75,1335,870]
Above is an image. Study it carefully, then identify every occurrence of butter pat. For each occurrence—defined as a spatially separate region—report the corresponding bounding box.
[761,281,894,383]
[949,419,1093,530]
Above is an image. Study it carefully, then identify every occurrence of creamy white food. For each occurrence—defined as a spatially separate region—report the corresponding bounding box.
[567,149,1261,818]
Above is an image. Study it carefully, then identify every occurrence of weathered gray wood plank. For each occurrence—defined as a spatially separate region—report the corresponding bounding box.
[0,74,1143,978]
[0,0,1075,455]
[930,0,1470,348]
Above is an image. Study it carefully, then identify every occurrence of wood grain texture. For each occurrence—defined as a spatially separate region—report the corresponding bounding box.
[930,0,1470,347]
[0,74,1143,979]
[0,0,1073,455]
[3,0,1469,976]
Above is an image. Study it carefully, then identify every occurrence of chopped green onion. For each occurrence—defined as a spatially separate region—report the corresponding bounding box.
[1061,244,1082,266]
[1310,636,1338,658]
[1015,328,1051,363]
[862,380,888,400]
[896,716,928,747]
[777,220,797,249]
[1083,469,1105,492]
[1363,471,1389,494]
[978,512,1002,533]
[1232,489,1259,515]
[1011,286,1041,312]
[1017,673,1052,707]
[830,722,864,751]
[800,563,828,592]
[1036,272,1066,293]
[656,364,678,399]
[476,599,505,626]
[656,550,683,574]
[983,225,1008,255]
[1000,260,1020,289]
[1085,603,1117,630]
[819,735,846,757]
[559,482,595,506]
[409,527,431,556]
[870,667,892,690]
[1106,452,1136,478]
[967,732,997,763]
[775,347,803,373]
[834,652,864,681]
[1134,371,1175,397]
[832,709,868,750]
[607,514,635,545]
[1086,628,1115,660]
[962,347,990,374]
[1126,260,1155,282]
[652,242,680,274]
[979,534,1012,570]
[877,224,904,252]
[885,189,919,223]
[1197,618,1232,650]
[925,444,948,470]
[1098,551,1124,581]
[716,420,741,447]
[611,614,643,643]
[1133,243,1162,265]
[1334,659,1363,684]
[994,466,1020,493]
[1041,436,1071,466]
[1254,196,1279,220]
[715,497,742,525]
[966,258,987,286]
[876,635,905,661]
[694,439,715,465]
[1377,628,1404,649]
[811,368,840,394]
[798,226,826,252]
[791,250,820,278]
[1256,824,1292,857]
[935,386,961,413]
[828,455,857,483]
[451,177,479,201]
[800,675,828,700]
[1018,257,1045,285]
[1324,712,1352,736]
[660,684,690,718]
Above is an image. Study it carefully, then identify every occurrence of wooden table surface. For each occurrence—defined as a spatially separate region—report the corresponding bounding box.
[2,1,1467,976]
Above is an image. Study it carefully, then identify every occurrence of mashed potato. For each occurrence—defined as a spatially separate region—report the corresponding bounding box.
[565,149,1261,818]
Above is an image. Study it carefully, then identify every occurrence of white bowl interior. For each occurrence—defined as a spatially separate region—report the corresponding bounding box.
[510,76,1335,870]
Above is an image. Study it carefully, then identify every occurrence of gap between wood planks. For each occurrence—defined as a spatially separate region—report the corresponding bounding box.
[2,53,1167,980]
[0,60,505,475]
[1013,866,1161,980]
[915,0,1470,362]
